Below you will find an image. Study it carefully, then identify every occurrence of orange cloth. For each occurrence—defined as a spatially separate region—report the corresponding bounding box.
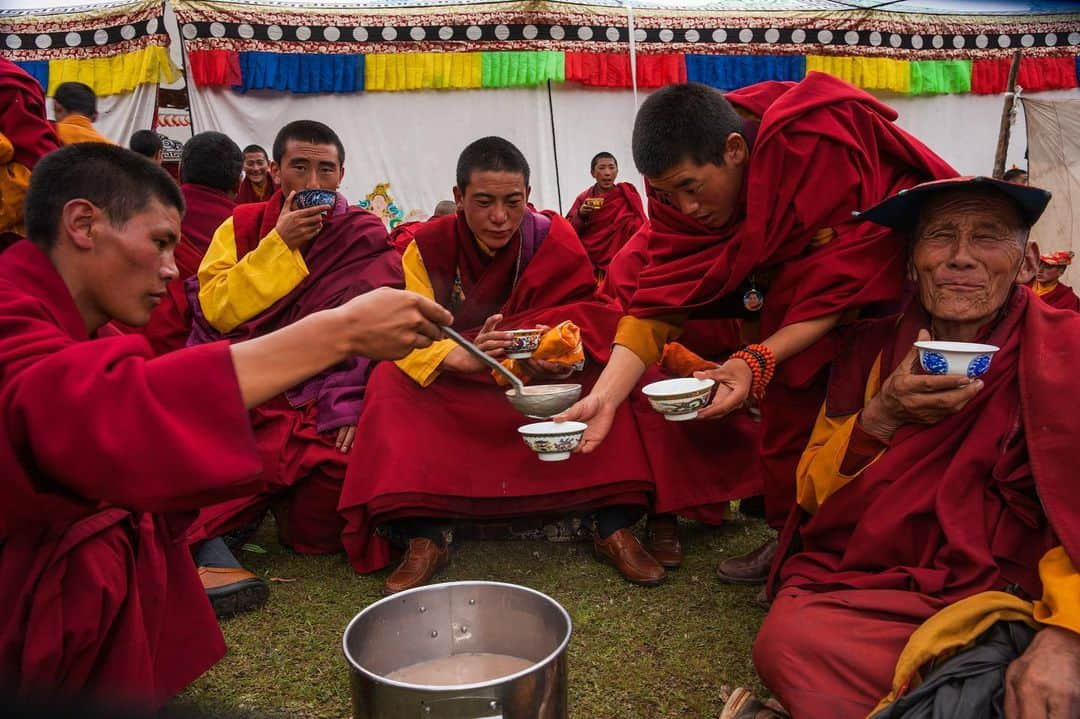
[494,320,584,385]
[659,342,717,377]
[55,115,113,146]
[0,133,32,238]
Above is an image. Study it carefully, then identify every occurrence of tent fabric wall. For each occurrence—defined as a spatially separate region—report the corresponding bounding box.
[1025,97,1080,282]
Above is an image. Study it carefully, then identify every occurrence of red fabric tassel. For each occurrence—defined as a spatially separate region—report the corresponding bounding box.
[187,50,241,87]
[565,53,686,88]
[971,56,1078,95]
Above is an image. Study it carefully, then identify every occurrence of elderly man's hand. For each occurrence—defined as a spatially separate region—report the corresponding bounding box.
[859,329,983,444]
[1004,626,1080,718]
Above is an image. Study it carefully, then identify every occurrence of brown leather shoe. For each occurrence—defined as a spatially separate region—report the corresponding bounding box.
[644,515,683,568]
[199,566,269,619]
[716,537,777,585]
[593,529,666,586]
[384,538,449,595]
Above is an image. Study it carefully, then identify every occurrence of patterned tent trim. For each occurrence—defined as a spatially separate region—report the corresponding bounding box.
[175,19,1080,58]
[0,0,167,61]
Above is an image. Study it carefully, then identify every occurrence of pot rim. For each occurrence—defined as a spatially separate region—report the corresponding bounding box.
[343,580,572,692]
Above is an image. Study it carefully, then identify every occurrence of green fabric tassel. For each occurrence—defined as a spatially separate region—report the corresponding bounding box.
[910,60,972,95]
[481,51,565,87]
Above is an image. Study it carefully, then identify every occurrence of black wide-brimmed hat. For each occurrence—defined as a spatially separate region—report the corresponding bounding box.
[854,175,1052,231]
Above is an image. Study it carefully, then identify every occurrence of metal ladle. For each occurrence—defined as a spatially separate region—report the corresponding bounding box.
[439,325,582,419]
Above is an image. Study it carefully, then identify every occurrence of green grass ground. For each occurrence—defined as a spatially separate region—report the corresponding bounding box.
[175,515,772,719]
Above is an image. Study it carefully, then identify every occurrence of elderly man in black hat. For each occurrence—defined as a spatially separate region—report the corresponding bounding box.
[723,177,1080,719]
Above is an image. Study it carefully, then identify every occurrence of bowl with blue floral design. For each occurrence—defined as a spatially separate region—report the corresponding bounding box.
[293,189,337,213]
[913,341,999,379]
[518,421,587,462]
[641,377,715,421]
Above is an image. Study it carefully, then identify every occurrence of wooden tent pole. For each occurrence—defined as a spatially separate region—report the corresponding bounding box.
[992,50,1023,178]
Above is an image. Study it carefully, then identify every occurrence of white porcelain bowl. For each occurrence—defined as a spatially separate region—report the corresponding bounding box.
[506,329,544,359]
[641,377,715,421]
[518,421,587,461]
[914,341,999,379]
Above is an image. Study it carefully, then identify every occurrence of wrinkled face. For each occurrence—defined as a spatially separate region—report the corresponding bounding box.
[591,158,618,190]
[912,189,1032,331]
[86,198,180,327]
[243,151,268,184]
[271,140,343,197]
[1036,261,1066,284]
[646,134,748,230]
[453,170,530,251]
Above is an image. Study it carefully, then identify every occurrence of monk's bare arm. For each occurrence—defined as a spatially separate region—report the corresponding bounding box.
[230,288,452,408]
[556,344,646,453]
[696,313,843,419]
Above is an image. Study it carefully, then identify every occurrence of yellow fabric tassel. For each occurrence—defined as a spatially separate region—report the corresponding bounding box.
[365,53,483,91]
[48,45,179,97]
[807,57,911,94]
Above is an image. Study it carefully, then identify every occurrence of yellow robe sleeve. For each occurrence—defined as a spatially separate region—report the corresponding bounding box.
[614,315,682,366]
[795,356,885,514]
[1033,546,1080,635]
[196,217,310,334]
[394,240,455,386]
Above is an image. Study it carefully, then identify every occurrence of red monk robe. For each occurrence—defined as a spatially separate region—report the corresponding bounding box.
[338,210,658,573]
[235,174,271,205]
[567,181,646,275]
[755,290,1080,717]
[137,183,237,354]
[185,190,402,554]
[0,59,60,250]
[1029,280,1080,312]
[624,73,956,527]
[0,241,264,708]
[604,231,761,521]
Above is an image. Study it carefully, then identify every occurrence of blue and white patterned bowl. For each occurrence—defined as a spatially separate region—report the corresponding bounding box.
[641,377,716,421]
[506,329,544,359]
[293,188,337,212]
[913,341,999,379]
[518,421,586,462]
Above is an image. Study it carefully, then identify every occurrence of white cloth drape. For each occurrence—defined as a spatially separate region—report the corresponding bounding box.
[46,83,159,148]
[1024,97,1080,281]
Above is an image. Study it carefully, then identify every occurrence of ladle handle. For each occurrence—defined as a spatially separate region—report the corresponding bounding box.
[439,324,526,394]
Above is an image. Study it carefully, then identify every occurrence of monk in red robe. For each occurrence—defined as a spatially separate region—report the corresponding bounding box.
[0,58,60,250]
[566,152,646,277]
[137,131,242,355]
[235,143,273,204]
[741,177,1080,719]
[185,121,403,576]
[0,143,451,709]
[603,231,762,536]
[559,75,956,586]
[339,136,670,593]
[1029,250,1079,312]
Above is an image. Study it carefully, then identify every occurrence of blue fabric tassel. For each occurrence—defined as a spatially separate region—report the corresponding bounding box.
[15,61,49,92]
[237,52,364,94]
[685,55,805,91]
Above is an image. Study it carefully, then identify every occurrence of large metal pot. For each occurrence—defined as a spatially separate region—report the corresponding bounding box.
[344,581,571,719]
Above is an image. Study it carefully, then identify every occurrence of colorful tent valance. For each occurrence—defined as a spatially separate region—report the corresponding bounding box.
[14,61,49,92]
[481,52,564,88]
[910,60,972,96]
[685,55,805,90]
[365,53,482,92]
[0,0,167,62]
[806,56,911,94]
[239,52,364,93]
[564,53,685,88]
[187,49,242,87]
[47,45,178,97]
[971,56,1079,94]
